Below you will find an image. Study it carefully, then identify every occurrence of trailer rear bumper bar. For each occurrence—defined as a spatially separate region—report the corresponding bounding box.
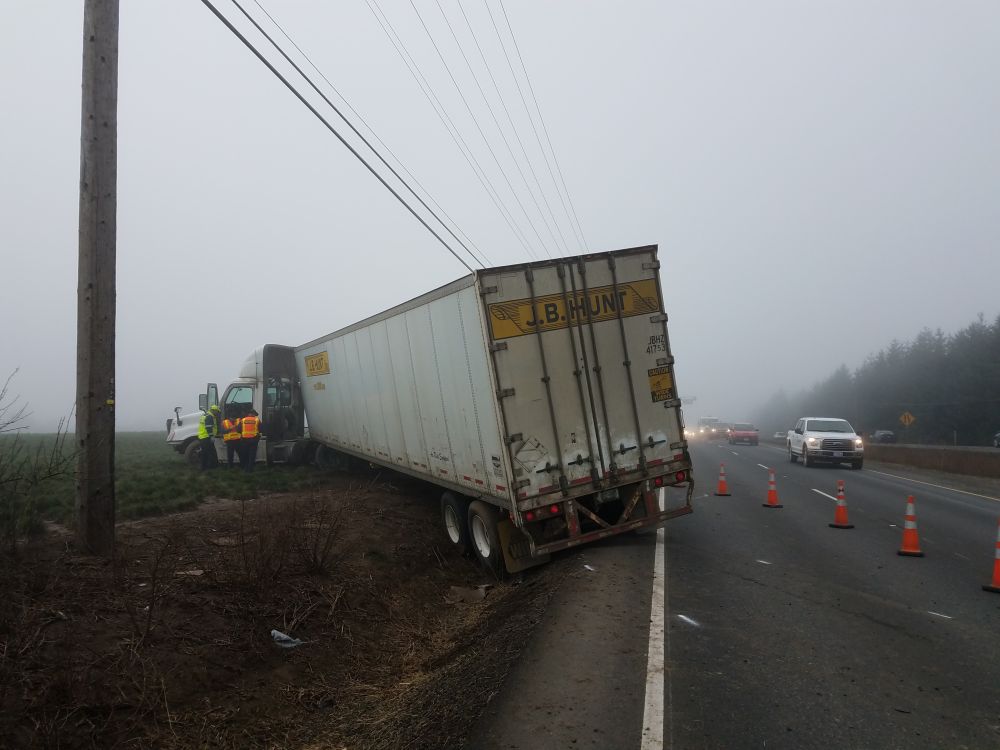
[532,502,694,557]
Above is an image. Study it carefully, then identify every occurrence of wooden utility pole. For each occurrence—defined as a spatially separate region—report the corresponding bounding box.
[76,0,120,557]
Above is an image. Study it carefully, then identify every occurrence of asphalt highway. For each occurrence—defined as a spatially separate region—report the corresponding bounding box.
[467,441,1000,749]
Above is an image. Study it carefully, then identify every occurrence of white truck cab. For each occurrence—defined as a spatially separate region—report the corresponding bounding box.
[165,345,309,466]
[787,417,864,469]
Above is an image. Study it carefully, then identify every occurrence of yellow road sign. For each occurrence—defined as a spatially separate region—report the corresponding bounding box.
[899,411,916,428]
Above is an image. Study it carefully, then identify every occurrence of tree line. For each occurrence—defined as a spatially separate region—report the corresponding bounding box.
[752,314,1000,446]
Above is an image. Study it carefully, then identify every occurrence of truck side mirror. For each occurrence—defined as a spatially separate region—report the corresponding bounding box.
[174,406,183,426]
[198,394,207,412]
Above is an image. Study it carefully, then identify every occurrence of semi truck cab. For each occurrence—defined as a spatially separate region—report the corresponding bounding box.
[166,345,309,466]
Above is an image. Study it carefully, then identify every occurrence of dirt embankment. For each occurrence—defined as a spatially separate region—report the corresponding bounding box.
[0,476,566,749]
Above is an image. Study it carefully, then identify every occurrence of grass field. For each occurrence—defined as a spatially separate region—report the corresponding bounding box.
[4,431,338,525]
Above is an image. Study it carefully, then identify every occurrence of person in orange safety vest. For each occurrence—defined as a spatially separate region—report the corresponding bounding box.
[240,408,262,472]
[221,414,242,469]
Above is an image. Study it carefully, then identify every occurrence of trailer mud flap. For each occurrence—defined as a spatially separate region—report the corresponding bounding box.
[498,518,550,574]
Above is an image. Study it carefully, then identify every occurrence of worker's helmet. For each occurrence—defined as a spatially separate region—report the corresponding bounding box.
[209,404,221,412]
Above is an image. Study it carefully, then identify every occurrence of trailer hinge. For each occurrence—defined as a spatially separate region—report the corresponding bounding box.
[506,433,523,445]
[480,285,498,296]
[661,398,682,409]
[534,461,561,474]
[617,443,638,455]
[513,478,531,489]
[649,313,668,323]
[642,261,661,270]
[497,387,516,399]
[656,355,675,366]
[490,341,508,353]
[646,435,668,448]
[567,454,592,466]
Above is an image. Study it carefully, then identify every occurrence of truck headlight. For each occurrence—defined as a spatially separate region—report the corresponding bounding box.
[855,438,864,447]
[807,436,819,444]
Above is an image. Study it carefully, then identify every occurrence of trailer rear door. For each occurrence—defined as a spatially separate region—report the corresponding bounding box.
[479,246,684,504]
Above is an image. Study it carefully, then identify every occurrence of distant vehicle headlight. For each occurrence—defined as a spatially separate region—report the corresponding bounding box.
[710,428,716,433]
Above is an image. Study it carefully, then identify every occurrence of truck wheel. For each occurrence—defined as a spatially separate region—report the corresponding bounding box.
[788,444,797,463]
[441,492,471,556]
[851,459,864,470]
[183,440,201,467]
[468,500,506,579]
[801,447,811,468]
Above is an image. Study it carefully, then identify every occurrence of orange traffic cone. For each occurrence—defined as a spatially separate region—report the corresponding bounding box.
[762,468,782,508]
[983,518,1000,594]
[897,495,924,557]
[714,464,731,496]
[829,479,854,529]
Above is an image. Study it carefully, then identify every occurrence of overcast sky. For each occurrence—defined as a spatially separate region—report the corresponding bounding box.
[2,0,998,432]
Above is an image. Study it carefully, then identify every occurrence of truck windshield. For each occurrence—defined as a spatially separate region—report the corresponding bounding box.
[807,419,852,433]
[733,423,755,431]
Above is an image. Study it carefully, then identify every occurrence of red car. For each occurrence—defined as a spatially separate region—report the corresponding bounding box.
[728,422,759,445]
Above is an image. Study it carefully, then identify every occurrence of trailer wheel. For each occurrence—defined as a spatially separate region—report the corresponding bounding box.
[468,501,505,579]
[183,440,201,467]
[441,492,471,556]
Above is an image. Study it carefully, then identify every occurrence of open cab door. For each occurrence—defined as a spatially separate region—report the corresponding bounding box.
[198,383,219,412]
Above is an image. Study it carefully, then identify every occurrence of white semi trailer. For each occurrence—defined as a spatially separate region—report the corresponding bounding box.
[167,246,694,574]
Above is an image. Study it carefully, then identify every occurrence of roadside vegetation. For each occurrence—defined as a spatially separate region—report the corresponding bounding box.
[5,431,341,528]
[754,314,1000,445]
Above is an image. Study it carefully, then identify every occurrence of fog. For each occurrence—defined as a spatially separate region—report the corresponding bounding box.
[2,0,998,433]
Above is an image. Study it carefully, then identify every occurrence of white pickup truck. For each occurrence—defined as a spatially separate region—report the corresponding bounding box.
[787,417,864,469]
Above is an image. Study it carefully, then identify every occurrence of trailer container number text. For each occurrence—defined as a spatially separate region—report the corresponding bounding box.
[488,278,660,339]
[304,351,330,377]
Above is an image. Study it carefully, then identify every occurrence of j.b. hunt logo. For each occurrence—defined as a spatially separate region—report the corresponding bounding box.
[487,278,660,340]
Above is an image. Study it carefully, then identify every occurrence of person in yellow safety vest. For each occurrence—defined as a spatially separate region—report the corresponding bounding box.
[240,408,262,473]
[197,405,222,471]
[221,414,242,469]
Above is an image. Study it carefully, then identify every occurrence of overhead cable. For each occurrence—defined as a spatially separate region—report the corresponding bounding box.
[452,0,573,256]
[408,0,555,258]
[495,0,589,251]
[248,0,492,267]
[227,0,490,268]
[199,0,477,273]
[366,0,540,260]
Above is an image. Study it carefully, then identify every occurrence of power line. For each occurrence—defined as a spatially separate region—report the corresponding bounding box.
[366,0,539,260]
[230,0,489,268]
[482,0,583,252]
[495,0,588,250]
[436,0,569,256]
[248,0,492,267]
[199,0,476,273]
[408,0,554,258]
[453,0,573,256]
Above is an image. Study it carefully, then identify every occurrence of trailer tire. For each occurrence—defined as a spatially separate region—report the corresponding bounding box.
[441,492,471,556]
[468,501,506,579]
[183,440,201,468]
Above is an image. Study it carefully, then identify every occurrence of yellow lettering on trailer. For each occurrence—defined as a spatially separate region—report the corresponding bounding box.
[488,278,660,340]
[647,366,674,402]
[304,351,330,377]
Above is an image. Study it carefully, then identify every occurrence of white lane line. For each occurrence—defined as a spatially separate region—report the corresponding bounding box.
[868,469,1000,503]
[641,490,667,750]
[676,614,701,627]
[755,559,773,565]
[954,552,971,561]
[811,489,838,502]
[927,611,954,620]
[757,463,770,470]
[731,451,739,456]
